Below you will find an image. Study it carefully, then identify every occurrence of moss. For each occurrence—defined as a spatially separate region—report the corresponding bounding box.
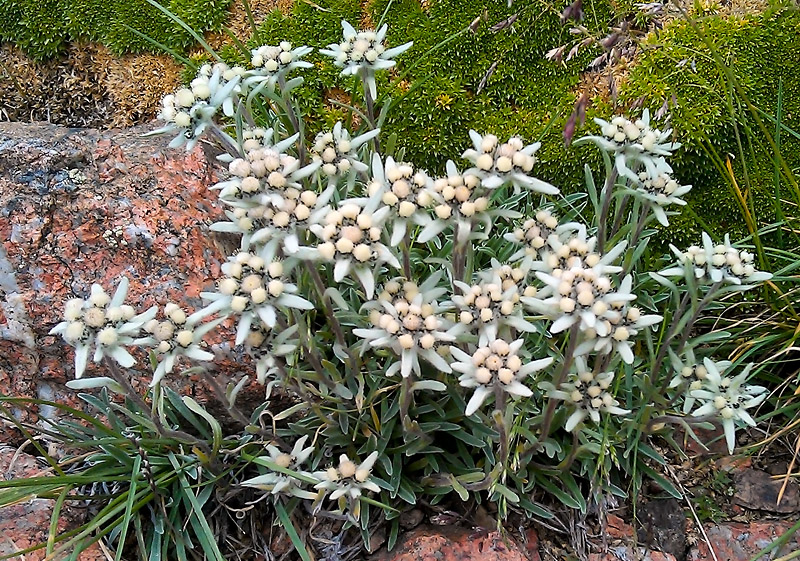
[0,0,232,60]
[620,5,800,246]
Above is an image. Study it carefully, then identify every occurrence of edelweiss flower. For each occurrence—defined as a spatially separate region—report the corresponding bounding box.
[631,171,692,226]
[542,358,630,431]
[504,208,584,267]
[149,66,241,150]
[314,451,381,501]
[660,233,772,288]
[575,276,662,363]
[353,278,458,377]
[451,339,553,415]
[240,436,318,499]
[320,21,412,99]
[525,265,634,336]
[212,136,319,208]
[580,110,679,182]
[241,322,299,384]
[531,229,624,276]
[310,122,377,184]
[308,196,399,298]
[668,349,731,414]
[245,42,313,89]
[190,251,313,341]
[452,276,536,346]
[367,154,433,246]
[419,160,516,244]
[690,360,767,453]
[462,131,558,195]
[139,303,222,386]
[49,277,156,378]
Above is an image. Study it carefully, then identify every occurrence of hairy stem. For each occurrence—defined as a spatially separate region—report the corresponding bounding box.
[596,168,619,253]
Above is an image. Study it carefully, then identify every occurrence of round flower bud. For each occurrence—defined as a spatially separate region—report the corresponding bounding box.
[97,326,118,346]
[154,321,175,341]
[612,327,630,342]
[267,280,285,297]
[64,321,85,343]
[399,201,417,217]
[398,334,415,349]
[339,459,357,478]
[275,454,292,468]
[571,390,583,403]
[318,242,336,261]
[326,467,340,481]
[495,156,512,172]
[476,154,494,171]
[84,308,106,328]
[559,297,576,313]
[352,244,372,262]
[157,341,171,353]
[435,205,452,219]
[498,368,514,384]
[419,333,436,349]
[250,287,268,304]
[506,355,522,371]
[176,330,194,347]
[169,308,187,324]
[355,468,371,482]
[336,238,354,254]
[475,367,492,384]
[460,202,476,216]
[460,310,473,324]
[713,396,728,410]
[64,299,84,321]
[218,278,239,295]
[479,308,494,323]
[231,296,249,312]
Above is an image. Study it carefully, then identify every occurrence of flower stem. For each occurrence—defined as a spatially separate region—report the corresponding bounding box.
[596,168,619,254]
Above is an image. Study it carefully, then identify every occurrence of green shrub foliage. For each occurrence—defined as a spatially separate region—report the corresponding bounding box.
[0,0,231,59]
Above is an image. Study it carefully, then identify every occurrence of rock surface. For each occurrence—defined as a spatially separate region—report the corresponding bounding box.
[0,121,265,434]
[370,526,530,561]
[0,448,105,560]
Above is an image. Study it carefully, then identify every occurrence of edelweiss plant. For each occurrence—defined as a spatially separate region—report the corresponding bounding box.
[38,16,777,560]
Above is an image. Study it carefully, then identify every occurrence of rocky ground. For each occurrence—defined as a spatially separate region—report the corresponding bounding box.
[0,122,798,560]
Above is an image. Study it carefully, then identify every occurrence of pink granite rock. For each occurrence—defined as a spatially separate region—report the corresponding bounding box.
[370,526,531,561]
[689,521,800,561]
[0,448,106,560]
[0,122,264,434]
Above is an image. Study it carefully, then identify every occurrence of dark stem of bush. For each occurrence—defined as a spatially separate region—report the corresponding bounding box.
[609,194,631,239]
[402,231,412,280]
[278,76,306,165]
[304,261,357,373]
[596,168,619,253]
[522,323,581,458]
[208,124,241,159]
[362,76,381,154]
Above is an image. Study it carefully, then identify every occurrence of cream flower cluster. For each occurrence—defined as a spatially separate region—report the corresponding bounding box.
[240,436,317,499]
[633,171,692,226]
[354,278,457,378]
[320,21,412,99]
[575,276,662,363]
[662,233,772,287]
[462,131,558,194]
[451,338,553,415]
[50,278,156,378]
[314,451,381,501]
[141,303,218,386]
[367,155,432,246]
[152,66,240,150]
[309,199,398,298]
[452,275,535,346]
[191,251,313,342]
[505,209,562,263]
[310,122,377,182]
[690,360,767,453]
[246,42,313,88]
[418,161,496,244]
[544,359,629,431]
[668,349,731,414]
[587,110,679,181]
[215,140,318,208]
